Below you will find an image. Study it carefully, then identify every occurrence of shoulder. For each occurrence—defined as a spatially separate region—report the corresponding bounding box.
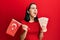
[20,20,27,24]
[21,20,25,22]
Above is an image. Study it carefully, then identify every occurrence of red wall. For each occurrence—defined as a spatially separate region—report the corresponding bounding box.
[0,0,60,40]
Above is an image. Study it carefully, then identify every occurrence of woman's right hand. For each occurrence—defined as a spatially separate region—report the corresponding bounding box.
[22,24,28,32]
[20,24,28,40]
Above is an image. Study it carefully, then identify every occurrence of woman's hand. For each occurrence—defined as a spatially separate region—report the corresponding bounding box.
[41,25,47,32]
[22,24,28,32]
[38,17,49,32]
[20,24,28,40]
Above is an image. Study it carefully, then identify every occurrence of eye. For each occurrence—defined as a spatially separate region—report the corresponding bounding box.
[32,7,37,9]
[36,8,37,9]
[32,7,35,9]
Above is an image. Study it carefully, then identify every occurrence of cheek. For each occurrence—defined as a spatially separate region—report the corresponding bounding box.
[30,12,37,17]
[29,10,34,15]
[36,10,38,13]
[29,9,34,13]
[30,13,34,16]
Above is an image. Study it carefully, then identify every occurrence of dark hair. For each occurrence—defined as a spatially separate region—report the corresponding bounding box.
[24,3,38,22]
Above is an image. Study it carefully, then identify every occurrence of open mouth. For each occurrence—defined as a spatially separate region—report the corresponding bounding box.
[34,12,36,14]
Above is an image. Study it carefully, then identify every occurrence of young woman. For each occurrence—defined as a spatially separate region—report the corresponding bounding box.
[20,3,45,40]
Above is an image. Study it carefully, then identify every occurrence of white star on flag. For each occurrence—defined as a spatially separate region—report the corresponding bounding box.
[6,19,22,37]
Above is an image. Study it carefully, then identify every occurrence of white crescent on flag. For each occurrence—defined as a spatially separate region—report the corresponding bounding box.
[11,23,17,30]
[6,19,22,37]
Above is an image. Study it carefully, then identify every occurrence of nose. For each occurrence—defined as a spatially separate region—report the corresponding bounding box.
[34,9,37,13]
[34,9,37,11]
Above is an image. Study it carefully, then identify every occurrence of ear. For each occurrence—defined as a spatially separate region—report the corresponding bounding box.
[27,10,29,14]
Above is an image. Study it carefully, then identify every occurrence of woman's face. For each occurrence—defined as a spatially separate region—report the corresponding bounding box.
[29,4,38,18]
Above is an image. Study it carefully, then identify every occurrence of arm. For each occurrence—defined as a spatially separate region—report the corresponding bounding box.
[39,26,47,40]
[38,17,48,40]
[20,31,28,40]
[39,30,44,40]
[20,24,28,40]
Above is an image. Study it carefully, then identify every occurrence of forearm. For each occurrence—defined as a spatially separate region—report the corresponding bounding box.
[39,31,44,40]
[20,31,27,40]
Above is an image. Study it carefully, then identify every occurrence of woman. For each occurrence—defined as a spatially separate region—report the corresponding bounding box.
[20,3,45,40]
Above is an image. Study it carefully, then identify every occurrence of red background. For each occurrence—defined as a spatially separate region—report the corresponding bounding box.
[0,0,60,40]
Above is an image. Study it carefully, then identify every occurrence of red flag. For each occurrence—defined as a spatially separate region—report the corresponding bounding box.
[6,19,22,37]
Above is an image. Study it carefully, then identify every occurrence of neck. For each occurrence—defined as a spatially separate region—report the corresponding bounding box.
[29,15,34,23]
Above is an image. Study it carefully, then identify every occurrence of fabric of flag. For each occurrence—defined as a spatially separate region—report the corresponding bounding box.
[6,19,21,37]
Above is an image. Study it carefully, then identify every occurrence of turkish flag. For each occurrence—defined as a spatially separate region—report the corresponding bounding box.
[6,19,22,37]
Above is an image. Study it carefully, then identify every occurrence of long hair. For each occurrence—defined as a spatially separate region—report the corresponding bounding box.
[24,3,38,22]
